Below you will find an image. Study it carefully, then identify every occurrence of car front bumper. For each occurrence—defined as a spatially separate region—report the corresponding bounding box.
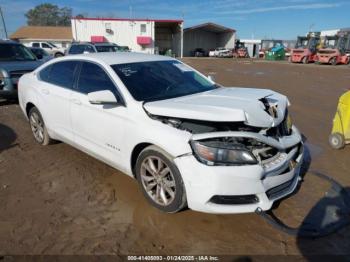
[174,127,304,214]
[0,78,17,98]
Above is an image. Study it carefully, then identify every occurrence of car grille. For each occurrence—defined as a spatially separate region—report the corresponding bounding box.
[266,179,294,200]
[209,195,259,205]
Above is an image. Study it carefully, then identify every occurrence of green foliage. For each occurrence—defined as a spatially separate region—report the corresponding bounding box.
[25,3,72,26]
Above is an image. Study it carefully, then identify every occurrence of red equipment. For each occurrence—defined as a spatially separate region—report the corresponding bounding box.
[316,31,350,65]
[290,32,321,64]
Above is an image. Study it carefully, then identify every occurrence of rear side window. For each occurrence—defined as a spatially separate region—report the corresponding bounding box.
[77,62,117,96]
[32,43,40,47]
[42,61,79,89]
[39,65,52,82]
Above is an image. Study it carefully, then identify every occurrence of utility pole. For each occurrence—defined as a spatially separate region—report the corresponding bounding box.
[0,6,8,39]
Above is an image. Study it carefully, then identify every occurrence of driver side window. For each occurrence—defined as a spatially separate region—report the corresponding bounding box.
[77,62,119,98]
[42,43,51,49]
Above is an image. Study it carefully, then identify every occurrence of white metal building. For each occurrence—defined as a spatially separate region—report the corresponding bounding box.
[183,23,236,56]
[240,39,261,58]
[71,17,183,57]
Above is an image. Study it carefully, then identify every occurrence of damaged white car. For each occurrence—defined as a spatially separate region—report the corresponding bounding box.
[18,53,304,214]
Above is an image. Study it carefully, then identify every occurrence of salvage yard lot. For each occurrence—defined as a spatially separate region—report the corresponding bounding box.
[0,58,350,256]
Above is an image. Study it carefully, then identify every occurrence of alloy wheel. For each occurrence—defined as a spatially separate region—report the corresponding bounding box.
[30,112,45,143]
[140,156,176,206]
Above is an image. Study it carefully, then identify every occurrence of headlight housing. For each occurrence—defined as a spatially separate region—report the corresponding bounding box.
[190,140,258,166]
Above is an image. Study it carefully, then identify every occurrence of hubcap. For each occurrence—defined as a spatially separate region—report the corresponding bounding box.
[140,156,176,206]
[30,112,44,143]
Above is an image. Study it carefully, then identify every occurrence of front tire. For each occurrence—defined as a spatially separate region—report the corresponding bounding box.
[135,145,187,213]
[330,57,337,66]
[54,52,64,58]
[28,107,53,145]
[302,56,309,64]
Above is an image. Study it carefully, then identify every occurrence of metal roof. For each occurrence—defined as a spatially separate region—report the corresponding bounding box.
[184,22,236,33]
[71,17,183,23]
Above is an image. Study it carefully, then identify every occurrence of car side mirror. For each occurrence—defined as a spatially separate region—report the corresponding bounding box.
[88,90,118,105]
[207,75,215,83]
[36,54,43,60]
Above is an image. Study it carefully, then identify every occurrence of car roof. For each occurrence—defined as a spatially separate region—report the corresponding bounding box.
[71,42,117,46]
[0,40,21,45]
[62,52,176,65]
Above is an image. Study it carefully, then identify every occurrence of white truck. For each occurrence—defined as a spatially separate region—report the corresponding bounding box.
[24,42,65,57]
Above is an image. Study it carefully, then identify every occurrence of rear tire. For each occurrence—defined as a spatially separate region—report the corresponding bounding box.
[135,145,187,213]
[329,133,345,149]
[28,107,53,146]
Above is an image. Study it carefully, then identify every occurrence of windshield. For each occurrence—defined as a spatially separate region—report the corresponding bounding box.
[31,48,49,57]
[0,44,37,61]
[296,37,309,48]
[95,45,119,52]
[112,60,216,102]
[324,37,338,48]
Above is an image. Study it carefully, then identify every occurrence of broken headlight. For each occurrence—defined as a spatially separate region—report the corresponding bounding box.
[190,140,258,166]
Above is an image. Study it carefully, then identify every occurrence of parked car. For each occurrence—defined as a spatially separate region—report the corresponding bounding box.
[209,47,230,57]
[0,40,43,99]
[193,48,206,57]
[25,41,65,58]
[29,47,53,62]
[217,49,233,58]
[66,42,122,55]
[18,52,303,214]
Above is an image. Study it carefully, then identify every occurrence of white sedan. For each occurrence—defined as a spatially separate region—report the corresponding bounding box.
[18,53,304,214]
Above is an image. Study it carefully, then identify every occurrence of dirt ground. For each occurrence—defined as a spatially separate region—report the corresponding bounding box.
[1,58,350,258]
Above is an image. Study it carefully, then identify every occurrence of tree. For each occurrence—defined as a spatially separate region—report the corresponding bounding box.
[25,3,72,26]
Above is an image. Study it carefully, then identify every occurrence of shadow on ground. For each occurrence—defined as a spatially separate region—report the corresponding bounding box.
[0,123,17,153]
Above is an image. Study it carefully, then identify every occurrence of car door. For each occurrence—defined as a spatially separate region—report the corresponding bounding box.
[70,61,128,169]
[38,60,79,142]
[41,42,54,55]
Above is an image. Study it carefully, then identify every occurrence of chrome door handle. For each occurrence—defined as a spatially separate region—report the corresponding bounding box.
[70,98,82,105]
[42,89,49,95]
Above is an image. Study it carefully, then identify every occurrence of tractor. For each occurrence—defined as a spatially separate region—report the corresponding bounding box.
[234,40,249,58]
[316,31,350,65]
[290,32,321,64]
[259,40,283,59]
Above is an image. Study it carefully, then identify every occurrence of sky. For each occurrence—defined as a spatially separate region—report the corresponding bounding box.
[0,0,349,40]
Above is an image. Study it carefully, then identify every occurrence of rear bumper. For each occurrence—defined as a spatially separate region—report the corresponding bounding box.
[174,127,303,214]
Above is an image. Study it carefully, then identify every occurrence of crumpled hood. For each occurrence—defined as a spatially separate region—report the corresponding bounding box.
[144,87,289,128]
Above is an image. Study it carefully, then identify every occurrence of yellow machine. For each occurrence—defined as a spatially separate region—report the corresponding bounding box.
[329,91,350,149]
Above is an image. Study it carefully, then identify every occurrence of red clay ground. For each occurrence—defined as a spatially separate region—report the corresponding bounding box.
[0,58,349,258]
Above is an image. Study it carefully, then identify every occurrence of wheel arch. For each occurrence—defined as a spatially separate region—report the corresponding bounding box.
[130,142,179,178]
[130,142,153,177]
[25,102,36,117]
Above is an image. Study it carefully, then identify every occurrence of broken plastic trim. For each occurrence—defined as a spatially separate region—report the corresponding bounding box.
[256,170,350,238]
